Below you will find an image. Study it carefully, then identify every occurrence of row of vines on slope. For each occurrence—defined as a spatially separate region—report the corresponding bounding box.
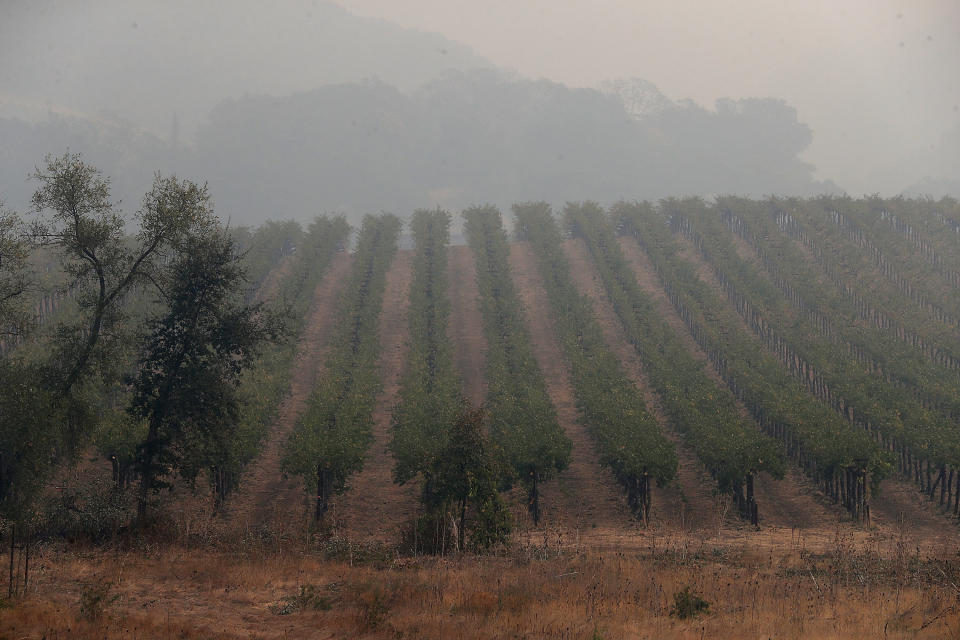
[567,202,784,524]
[693,199,960,427]
[389,209,510,550]
[700,198,960,515]
[282,214,401,521]
[665,198,959,516]
[463,206,572,523]
[614,202,887,522]
[513,202,675,523]
[391,209,463,486]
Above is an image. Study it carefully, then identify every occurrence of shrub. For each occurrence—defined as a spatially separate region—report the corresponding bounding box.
[670,586,710,619]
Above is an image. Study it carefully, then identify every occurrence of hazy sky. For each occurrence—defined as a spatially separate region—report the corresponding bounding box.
[1,0,957,195]
[335,0,960,193]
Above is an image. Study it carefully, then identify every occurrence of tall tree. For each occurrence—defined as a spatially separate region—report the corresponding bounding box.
[130,229,281,520]
[30,153,213,399]
[424,406,511,552]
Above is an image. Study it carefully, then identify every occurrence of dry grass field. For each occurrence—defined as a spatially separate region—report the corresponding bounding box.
[6,225,960,639]
[3,518,960,639]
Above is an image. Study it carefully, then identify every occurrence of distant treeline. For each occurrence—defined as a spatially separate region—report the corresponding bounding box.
[0,71,834,226]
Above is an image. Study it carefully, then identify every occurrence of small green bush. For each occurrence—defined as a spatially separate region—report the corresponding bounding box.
[669,586,710,619]
[268,584,333,615]
[78,579,120,621]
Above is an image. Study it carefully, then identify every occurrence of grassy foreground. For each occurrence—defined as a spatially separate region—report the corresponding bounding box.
[2,524,959,639]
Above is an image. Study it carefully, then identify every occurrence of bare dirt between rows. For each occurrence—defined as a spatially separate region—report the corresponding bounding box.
[616,235,839,532]
[223,252,353,531]
[563,238,720,532]
[447,245,487,406]
[332,250,419,540]
[507,241,632,533]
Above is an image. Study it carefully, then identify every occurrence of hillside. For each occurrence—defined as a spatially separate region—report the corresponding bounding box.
[6,196,960,638]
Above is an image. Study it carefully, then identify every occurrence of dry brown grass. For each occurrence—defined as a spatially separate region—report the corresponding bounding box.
[3,524,960,640]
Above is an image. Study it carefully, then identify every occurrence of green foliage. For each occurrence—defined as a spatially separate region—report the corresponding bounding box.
[231,219,304,295]
[716,196,960,469]
[463,205,571,523]
[268,584,333,615]
[0,203,30,340]
[40,475,133,542]
[30,154,214,395]
[78,579,120,621]
[0,361,65,524]
[669,586,710,619]
[424,406,511,551]
[513,202,676,519]
[390,209,464,487]
[568,201,783,495]
[130,228,282,518]
[282,214,401,519]
[614,200,888,514]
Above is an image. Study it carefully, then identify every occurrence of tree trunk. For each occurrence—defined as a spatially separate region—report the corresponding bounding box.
[528,471,540,525]
[955,471,960,516]
[459,498,466,552]
[940,466,948,506]
[137,414,164,521]
[746,473,758,526]
[315,465,331,522]
[7,527,14,599]
[22,533,28,593]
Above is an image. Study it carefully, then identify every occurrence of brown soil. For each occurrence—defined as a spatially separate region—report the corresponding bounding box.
[616,236,838,531]
[332,250,419,540]
[865,475,960,546]
[507,241,631,533]
[563,238,720,532]
[223,252,353,530]
[447,245,488,406]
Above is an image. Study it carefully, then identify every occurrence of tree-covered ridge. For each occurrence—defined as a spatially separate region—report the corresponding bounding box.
[513,202,675,522]
[463,205,571,523]
[282,214,401,521]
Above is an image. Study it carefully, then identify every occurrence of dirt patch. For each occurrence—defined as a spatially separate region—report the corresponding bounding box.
[447,245,488,406]
[223,252,354,531]
[868,476,960,547]
[507,241,631,533]
[332,250,419,541]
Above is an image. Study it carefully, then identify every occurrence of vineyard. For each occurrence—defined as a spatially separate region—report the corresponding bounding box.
[8,193,960,539]
[6,185,960,637]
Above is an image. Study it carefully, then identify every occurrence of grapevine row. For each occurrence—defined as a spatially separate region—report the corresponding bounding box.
[463,206,572,523]
[513,202,676,522]
[282,214,401,520]
[693,199,960,424]
[390,209,465,496]
[566,202,783,524]
[664,199,960,512]
[614,202,887,521]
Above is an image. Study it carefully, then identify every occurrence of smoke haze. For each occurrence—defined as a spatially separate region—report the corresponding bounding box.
[1,0,957,224]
